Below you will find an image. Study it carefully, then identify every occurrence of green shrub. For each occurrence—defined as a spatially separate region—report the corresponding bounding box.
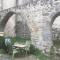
[12,37,31,44]
[0,36,5,49]
[30,45,49,60]
[0,36,7,54]
[4,37,12,54]
[53,40,60,48]
[0,36,31,54]
[0,49,6,54]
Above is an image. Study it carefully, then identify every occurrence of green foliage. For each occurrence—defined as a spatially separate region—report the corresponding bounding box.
[30,45,49,60]
[0,36,31,54]
[0,36,5,49]
[53,40,60,48]
[30,45,36,54]
[0,49,6,54]
[0,36,7,54]
[12,37,31,44]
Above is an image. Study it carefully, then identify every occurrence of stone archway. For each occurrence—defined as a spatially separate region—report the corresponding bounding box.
[1,11,15,29]
[51,12,60,40]
[0,11,15,36]
[51,12,60,25]
[49,12,60,38]
[50,12,60,57]
[0,11,31,38]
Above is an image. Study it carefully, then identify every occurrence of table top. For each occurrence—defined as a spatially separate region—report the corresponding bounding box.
[13,44,27,48]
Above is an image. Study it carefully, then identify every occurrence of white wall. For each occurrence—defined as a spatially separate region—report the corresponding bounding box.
[52,16,60,28]
[18,0,32,5]
[4,14,16,37]
[3,0,15,10]
[0,0,1,10]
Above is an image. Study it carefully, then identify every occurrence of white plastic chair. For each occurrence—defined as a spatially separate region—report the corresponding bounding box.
[25,41,31,55]
[12,47,19,60]
[12,42,19,59]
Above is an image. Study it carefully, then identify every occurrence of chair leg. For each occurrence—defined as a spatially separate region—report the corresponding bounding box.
[12,53,15,60]
[26,50,27,56]
[28,50,30,55]
[25,50,30,56]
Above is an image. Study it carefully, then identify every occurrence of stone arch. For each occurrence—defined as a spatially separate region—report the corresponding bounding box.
[51,12,60,25]
[1,11,15,29]
[0,11,31,38]
[51,12,60,40]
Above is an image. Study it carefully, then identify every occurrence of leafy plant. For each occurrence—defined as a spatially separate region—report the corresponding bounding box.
[0,36,7,54]
[12,37,31,44]
[0,49,6,54]
[0,36,5,49]
[30,45,49,60]
[53,40,60,48]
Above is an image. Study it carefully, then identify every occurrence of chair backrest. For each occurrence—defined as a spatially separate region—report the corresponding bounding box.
[26,41,30,45]
[25,41,30,50]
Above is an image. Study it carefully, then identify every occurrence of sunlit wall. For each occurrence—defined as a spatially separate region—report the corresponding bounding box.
[3,0,15,10]
[4,14,16,37]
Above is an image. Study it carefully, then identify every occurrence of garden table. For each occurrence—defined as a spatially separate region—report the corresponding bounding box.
[13,44,27,48]
[12,43,27,59]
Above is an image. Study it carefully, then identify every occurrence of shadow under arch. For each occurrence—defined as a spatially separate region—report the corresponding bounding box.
[51,12,60,25]
[15,21,31,38]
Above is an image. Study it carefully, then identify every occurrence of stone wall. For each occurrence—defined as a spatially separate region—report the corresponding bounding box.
[16,0,60,52]
[0,0,60,52]
[10,0,49,52]
[4,14,16,37]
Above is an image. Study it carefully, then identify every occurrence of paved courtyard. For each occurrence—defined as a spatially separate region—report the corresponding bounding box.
[0,54,38,60]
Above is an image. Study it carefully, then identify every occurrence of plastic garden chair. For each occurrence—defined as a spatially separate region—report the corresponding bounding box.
[12,47,19,60]
[25,41,31,55]
[12,42,19,59]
